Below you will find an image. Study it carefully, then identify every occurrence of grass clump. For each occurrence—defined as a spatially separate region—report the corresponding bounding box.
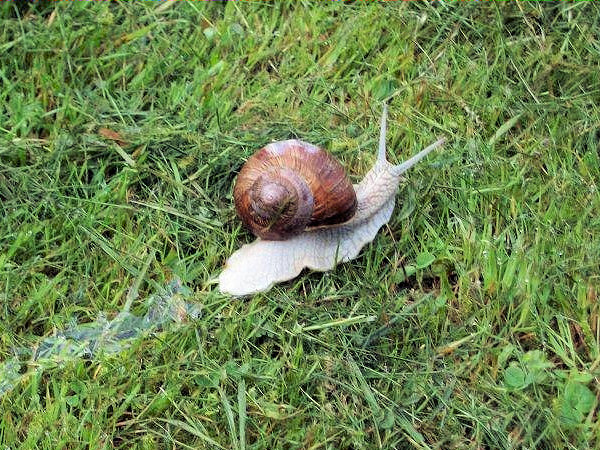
[1,2,599,448]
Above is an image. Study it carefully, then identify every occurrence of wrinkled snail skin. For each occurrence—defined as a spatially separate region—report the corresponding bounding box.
[219,105,445,296]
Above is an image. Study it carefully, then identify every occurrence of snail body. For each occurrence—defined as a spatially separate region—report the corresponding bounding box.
[219,105,445,296]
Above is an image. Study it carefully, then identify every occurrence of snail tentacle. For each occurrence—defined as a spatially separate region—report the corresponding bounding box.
[391,137,446,176]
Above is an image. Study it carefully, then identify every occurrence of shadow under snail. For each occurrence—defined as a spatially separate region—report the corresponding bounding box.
[218,104,445,296]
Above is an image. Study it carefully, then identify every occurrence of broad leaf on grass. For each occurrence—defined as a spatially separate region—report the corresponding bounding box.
[558,380,595,426]
[416,252,436,269]
[504,365,527,390]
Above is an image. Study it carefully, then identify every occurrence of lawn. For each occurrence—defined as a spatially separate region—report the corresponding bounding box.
[1,1,599,448]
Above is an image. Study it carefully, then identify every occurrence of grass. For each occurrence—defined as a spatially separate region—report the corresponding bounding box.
[1,1,599,448]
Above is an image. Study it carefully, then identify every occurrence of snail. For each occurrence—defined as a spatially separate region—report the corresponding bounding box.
[218,105,445,296]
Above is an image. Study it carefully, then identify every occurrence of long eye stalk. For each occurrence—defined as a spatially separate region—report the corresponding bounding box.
[392,137,446,176]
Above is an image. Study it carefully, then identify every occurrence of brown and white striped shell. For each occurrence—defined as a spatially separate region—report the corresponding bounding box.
[233,140,357,240]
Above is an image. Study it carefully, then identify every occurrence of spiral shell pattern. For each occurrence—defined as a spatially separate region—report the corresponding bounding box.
[233,140,357,240]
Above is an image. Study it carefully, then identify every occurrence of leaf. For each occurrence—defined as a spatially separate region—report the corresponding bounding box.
[371,77,398,101]
[396,188,416,221]
[147,392,171,415]
[204,27,217,40]
[559,381,595,426]
[501,253,519,290]
[300,314,376,332]
[208,60,225,77]
[522,350,553,384]
[393,264,417,283]
[488,113,522,146]
[115,23,157,46]
[434,293,447,308]
[66,395,79,407]
[379,408,395,430]
[224,361,250,380]
[569,371,594,384]
[238,379,246,450]
[416,252,435,269]
[256,401,293,420]
[219,387,239,450]
[522,350,553,370]
[504,365,527,390]
[160,419,224,449]
[193,372,219,388]
[98,127,125,143]
[229,23,244,37]
[497,344,515,368]
[396,415,425,444]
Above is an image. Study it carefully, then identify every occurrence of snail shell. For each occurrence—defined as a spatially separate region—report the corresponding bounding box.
[219,104,445,296]
[233,140,357,240]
